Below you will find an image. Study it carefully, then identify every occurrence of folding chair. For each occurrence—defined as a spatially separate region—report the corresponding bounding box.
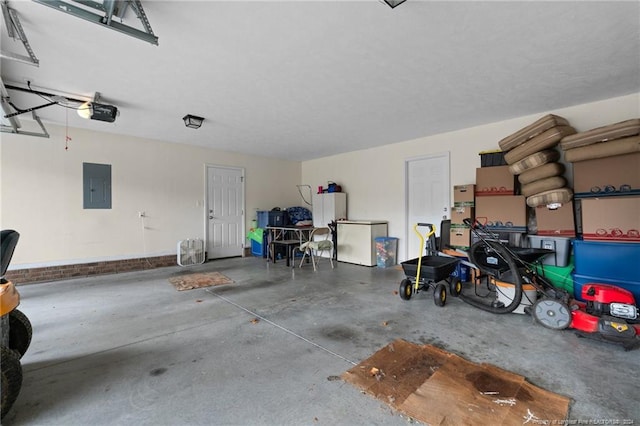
[298,227,334,271]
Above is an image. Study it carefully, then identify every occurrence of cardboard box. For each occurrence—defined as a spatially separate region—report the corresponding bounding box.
[454,184,475,207]
[535,201,575,237]
[451,205,474,225]
[475,195,526,232]
[573,152,640,196]
[581,196,640,242]
[449,225,471,249]
[475,166,516,196]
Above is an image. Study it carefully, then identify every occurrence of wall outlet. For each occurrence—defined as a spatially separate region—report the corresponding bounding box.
[138,211,145,218]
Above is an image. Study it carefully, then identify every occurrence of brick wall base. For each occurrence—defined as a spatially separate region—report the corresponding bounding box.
[6,254,178,285]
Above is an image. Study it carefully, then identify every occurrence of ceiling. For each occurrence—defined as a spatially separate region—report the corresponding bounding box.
[1,1,639,161]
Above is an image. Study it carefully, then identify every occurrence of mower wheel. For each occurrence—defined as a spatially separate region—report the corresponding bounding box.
[434,283,446,307]
[9,310,32,359]
[1,345,23,420]
[449,278,462,297]
[399,279,413,301]
[532,298,571,330]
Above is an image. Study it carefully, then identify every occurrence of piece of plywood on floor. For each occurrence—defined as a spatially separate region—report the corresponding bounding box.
[341,339,451,406]
[168,272,234,291]
[342,339,570,425]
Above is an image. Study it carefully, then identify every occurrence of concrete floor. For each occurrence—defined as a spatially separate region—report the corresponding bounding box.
[5,256,639,425]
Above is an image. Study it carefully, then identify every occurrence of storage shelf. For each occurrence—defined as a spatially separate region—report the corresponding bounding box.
[574,190,640,199]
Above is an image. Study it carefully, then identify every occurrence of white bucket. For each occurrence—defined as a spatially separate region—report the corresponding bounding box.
[494,280,538,315]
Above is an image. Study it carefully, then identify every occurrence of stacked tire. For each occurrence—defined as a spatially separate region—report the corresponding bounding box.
[498,114,576,208]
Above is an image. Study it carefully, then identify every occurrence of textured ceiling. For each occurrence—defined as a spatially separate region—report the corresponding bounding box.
[1,1,639,161]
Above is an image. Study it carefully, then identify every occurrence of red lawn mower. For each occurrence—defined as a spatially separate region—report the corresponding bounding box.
[461,219,640,351]
[534,282,640,350]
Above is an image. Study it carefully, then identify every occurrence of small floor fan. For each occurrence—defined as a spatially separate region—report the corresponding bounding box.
[177,239,205,266]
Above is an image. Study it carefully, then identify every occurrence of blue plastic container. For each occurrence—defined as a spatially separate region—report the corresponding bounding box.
[573,240,640,281]
[257,210,287,228]
[375,237,398,268]
[257,211,269,229]
[268,211,287,226]
[251,239,264,257]
[452,262,469,282]
[573,273,640,302]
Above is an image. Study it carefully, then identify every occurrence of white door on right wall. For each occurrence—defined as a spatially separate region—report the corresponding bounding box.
[405,152,451,262]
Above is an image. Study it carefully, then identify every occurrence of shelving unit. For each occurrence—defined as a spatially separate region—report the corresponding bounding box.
[312,192,347,227]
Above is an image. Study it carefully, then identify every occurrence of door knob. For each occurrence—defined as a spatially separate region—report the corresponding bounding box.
[209,216,214,219]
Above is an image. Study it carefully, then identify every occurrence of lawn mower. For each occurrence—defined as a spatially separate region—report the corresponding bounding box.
[534,283,639,350]
[1,229,33,419]
[461,219,640,350]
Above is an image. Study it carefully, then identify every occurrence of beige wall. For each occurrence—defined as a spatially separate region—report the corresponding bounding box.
[302,93,640,262]
[4,93,637,268]
[1,124,301,267]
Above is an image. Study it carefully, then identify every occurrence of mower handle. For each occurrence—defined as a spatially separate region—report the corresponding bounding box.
[463,217,488,228]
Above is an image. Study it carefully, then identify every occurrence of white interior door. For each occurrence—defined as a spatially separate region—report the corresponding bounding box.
[206,165,244,259]
[405,153,450,261]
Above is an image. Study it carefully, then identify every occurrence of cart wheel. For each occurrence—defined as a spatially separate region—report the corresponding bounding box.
[434,283,446,307]
[399,279,413,301]
[449,278,462,297]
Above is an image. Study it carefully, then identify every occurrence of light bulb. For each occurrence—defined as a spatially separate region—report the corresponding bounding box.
[77,101,92,119]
